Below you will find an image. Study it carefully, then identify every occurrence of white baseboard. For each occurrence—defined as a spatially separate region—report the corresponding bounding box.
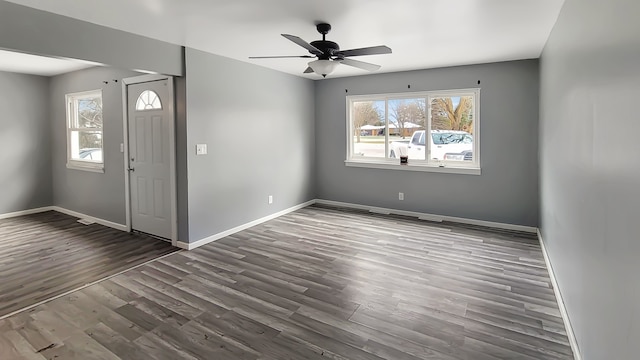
[537,229,582,360]
[0,205,128,232]
[0,206,55,220]
[179,198,537,251]
[4,200,537,248]
[50,206,128,232]
[177,200,317,250]
[315,199,537,233]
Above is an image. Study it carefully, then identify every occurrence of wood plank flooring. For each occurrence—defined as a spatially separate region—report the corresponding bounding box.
[0,211,177,318]
[0,205,573,359]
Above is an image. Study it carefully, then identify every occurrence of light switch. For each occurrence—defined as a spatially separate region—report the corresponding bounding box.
[120,143,124,153]
[196,144,207,155]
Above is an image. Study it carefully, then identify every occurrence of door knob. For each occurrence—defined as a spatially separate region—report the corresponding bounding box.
[127,167,135,172]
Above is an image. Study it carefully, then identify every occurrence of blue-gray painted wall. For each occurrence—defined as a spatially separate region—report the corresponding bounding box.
[315,60,540,227]
[183,48,316,242]
[539,0,640,358]
[0,71,51,214]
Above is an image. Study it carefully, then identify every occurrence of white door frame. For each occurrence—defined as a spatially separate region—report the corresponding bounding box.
[121,74,178,246]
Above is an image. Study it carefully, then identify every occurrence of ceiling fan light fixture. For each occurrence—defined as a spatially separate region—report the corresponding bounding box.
[308,59,339,77]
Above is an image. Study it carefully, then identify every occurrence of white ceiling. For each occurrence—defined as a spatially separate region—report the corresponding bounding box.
[5,0,565,79]
[0,49,98,76]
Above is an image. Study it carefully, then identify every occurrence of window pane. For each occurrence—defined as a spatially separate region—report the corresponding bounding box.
[430,96,474,161]
[389,98,426,160]
[136,90,163,110]
[70,130,103,161]
[347,90,479,169]
[388,98,426,138]
[352,100,385,158]
[76,96,103,128]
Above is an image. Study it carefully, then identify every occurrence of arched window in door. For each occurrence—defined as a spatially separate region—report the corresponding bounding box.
[135,90,162,110]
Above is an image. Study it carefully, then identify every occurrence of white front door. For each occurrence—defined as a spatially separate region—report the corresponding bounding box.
[127,79,173,240]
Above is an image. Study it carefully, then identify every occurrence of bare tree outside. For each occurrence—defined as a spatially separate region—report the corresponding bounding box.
[415,99,427,128]
[431,96,473,133]
[389,99,426,138]
[353,101,381,143]
[77,97,103,149]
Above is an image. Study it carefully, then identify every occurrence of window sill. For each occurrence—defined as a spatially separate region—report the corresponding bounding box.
[66,162,104,173]
[345,159,481,175]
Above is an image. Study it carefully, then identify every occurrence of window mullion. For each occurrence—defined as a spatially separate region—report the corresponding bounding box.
[426,95,432,165]
[68,101,75,129]
[347,99,353,159]
[384,98,389,158]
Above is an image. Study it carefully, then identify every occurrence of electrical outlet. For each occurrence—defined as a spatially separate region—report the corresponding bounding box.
[268,195,273,204]
[399,192,404,200]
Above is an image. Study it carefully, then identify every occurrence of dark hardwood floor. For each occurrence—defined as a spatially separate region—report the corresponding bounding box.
[0,205,573,359]
[0,211,177,318]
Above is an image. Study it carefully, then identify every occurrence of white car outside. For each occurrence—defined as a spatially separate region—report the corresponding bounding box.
[390,130,473,161]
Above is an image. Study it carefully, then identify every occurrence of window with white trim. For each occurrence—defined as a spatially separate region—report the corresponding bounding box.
[346,89,480,173]
[66,90,104,172]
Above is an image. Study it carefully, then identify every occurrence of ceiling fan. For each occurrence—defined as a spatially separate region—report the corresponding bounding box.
[250,23,392,78]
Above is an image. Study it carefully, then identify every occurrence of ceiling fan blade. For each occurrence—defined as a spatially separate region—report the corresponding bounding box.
[337,45,392,57]
[303,67,314,74]
[340,58,381,72]
[249,55,315,59]
[281,34,323,55]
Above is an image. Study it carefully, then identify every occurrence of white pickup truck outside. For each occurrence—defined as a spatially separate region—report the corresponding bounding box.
[389,130,473,161]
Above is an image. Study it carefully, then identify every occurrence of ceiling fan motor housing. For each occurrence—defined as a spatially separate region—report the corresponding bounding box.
[310,40,339,59]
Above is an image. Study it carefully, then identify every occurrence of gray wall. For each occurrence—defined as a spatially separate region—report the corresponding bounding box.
[0,71,51,214]
[50,66,142,225]
[539,0,640,358]
[184,48,315,243]
[315,60,540,226]
[0,1,183,76]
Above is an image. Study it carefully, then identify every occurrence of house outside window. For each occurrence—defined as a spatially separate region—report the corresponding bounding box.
[346,88,480,174]
[66,90,104,172]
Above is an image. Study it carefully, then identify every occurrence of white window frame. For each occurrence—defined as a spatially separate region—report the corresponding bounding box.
[345,88,481,175]
[65,89,104,173]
